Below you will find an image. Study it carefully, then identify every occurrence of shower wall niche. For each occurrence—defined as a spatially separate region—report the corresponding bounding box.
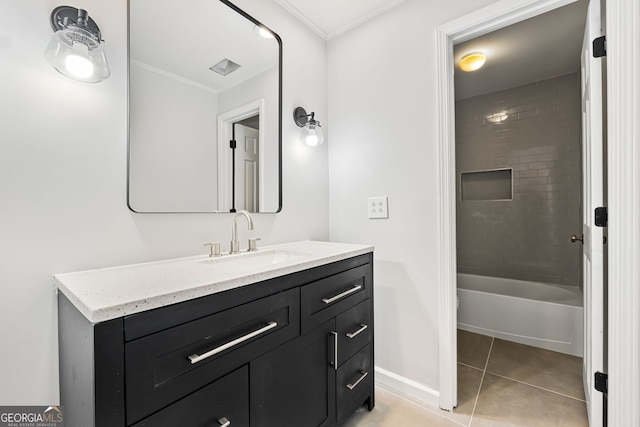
[455,72,582,287]
[460,169,513,201]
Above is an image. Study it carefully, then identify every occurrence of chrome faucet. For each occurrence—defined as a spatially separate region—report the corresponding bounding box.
[230,210,254,254]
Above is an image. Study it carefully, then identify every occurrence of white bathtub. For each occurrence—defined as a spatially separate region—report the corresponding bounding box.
[457,273,583,357]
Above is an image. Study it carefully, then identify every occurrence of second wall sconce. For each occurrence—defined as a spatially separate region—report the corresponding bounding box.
[44,6,110,83]
[293,106,325,147]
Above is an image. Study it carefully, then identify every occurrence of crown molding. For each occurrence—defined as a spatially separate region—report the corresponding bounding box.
[275,0,406,40]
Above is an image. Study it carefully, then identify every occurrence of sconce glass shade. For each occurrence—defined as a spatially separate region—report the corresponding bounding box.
[294,106,325,147]
[301,121,324,147]
[44,7,110,83]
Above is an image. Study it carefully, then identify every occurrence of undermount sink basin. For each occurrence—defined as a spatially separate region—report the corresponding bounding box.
[201,249,307,270]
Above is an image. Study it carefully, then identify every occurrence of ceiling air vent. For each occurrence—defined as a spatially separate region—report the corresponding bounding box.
[209,58,241,76]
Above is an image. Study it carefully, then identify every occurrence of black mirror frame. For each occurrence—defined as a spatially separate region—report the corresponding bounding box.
[126,0,282,214]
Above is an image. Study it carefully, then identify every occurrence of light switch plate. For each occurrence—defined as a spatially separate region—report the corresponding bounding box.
[368,196,389,219]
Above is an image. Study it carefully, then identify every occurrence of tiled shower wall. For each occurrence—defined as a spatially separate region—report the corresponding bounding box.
[455,72,582,287]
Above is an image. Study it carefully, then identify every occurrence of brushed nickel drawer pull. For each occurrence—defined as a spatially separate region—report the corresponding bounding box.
[188,321,278,364]
[218,417,230,427]
[346,324,368,339]
[322,284,362,304]
[346,370,368,390]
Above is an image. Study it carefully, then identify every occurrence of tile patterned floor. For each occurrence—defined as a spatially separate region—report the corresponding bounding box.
[344,330,588,426]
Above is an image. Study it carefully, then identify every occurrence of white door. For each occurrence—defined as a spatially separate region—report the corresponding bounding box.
[234,124,259,212]
[580,0,605,424]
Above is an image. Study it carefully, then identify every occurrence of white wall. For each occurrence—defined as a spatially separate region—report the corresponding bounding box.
[327,0,497,399]
[0,0,328,405]
[129,65,219,212]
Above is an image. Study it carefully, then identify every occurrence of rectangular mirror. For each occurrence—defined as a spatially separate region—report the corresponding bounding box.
[128,0,282,213]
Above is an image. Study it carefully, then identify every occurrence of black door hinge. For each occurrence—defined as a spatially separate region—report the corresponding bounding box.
[595,207,608,227]
[229,139,237,149]
[595,371,608,393]
[593,36,606,58]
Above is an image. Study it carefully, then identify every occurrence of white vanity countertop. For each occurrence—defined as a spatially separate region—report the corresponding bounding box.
[54,240,373,323]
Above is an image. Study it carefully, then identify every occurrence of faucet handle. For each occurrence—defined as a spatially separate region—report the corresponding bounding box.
[248,237,261,252]
[203,242,221,257]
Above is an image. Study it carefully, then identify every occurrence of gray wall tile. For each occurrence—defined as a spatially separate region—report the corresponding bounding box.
[455,72,582,287]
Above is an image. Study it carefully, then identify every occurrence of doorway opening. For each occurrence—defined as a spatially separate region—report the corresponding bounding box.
[435,1,606,425]
[218,99,266,212]
[452,2,589,422]
[454,2,588,346]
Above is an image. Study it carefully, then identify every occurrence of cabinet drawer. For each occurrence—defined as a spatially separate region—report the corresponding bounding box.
[336,344,373,423]
[132,365,249,427]
[125,288,299,425]
[301,264,371,333]
[336,299,372,366]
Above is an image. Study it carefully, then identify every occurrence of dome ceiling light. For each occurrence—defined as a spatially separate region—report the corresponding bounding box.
[459,52,486,72]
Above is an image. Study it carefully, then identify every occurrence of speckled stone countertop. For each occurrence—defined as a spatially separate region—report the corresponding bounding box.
[54,240,373,324]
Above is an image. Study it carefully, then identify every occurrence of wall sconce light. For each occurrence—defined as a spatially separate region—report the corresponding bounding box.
[44,6,110,83]
[293,106,324,147]
[459,52,486,72]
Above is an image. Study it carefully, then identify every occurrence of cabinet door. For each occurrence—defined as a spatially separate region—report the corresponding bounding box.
[251,319,335,427]
[133,365,249,427]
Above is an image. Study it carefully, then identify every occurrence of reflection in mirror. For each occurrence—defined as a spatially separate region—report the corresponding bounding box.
[128,0,281,213]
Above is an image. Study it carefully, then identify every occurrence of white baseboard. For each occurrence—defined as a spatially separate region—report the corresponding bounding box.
[374,366,440,408]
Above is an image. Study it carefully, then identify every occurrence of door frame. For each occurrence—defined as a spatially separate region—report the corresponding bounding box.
[435,0,640,422]
[602,0,640,425]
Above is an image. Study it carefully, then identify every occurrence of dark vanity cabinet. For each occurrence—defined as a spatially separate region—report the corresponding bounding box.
[58,253,374,427]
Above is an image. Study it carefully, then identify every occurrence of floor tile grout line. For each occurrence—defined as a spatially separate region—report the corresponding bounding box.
[458,361,485,372]
[468,336,494,426]
[485,371,587,403]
